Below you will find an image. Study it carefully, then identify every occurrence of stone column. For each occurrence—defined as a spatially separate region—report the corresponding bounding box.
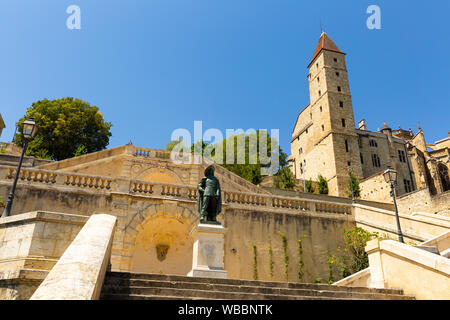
[187,223,227,279]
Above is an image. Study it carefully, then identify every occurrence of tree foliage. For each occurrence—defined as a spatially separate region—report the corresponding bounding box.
[317,175,329,194]
[347,172,361,199]
[305,178,315,193]
[14,98,112,161]
[274,167,296,190]
[329,227,379,280]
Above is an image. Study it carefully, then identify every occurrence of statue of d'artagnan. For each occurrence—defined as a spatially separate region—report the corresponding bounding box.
[197,165,222,224]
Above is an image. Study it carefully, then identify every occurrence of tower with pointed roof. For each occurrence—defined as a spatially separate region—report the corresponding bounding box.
[290,32,363,197]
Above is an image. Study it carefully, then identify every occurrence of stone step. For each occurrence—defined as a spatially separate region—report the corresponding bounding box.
[102,279,412,300]
[101,272,415,300]
[103,271,405,296]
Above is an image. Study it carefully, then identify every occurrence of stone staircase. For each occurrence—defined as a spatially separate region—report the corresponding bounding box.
[100,272,415,300]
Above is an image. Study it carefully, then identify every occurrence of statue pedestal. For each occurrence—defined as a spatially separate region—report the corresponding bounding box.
[187,223,227,279]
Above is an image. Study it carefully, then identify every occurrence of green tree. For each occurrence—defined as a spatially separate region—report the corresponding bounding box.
[329,227,379,279]
[317,175,329,194]
[305,178,315,193]
[14,98,112,161]
[274,167,296,190]
[211,130,285,185]
[165,138,184,151]
[347,172,361,199]
[191,140,209,155]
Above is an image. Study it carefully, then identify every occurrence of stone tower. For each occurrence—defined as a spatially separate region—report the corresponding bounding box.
[291,32,363,196]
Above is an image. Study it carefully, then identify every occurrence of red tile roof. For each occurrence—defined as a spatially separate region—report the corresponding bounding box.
[308,32,345,67]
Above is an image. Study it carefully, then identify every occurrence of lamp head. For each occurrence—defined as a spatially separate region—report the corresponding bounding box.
[22,118,38,140]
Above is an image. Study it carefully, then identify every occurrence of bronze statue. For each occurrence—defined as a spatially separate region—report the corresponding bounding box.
[197,165,222,224]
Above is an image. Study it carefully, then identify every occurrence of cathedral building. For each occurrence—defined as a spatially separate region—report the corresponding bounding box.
[289,32,449,204]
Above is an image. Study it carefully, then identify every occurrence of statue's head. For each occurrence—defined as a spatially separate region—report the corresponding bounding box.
[204,165,215,177]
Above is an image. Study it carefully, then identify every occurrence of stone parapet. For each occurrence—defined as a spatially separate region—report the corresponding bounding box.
[0,211,88,299]
[30,214,117,300]
[365,239,450,299]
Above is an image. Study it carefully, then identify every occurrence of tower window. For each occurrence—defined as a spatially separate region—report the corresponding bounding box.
[317,77,320,82]
[339,101,344,108]
[336,72,340,77]
[360,153,364,164]
[310,113,312,119]
[322,124,325,131]
[347,161,351,167]
[369,139,378,148]
[334,58,337,62]
[337,86,342,92]
[342,119,346,127]
[345,140,349,152]
[316,63,319,68]
[320,106,322,112]
[299,148,303,155]
[318,90,321,96]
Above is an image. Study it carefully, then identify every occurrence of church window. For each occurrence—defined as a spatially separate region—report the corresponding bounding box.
[372,154,381,167]
[339,101,344,108]
[404,179,413,193]
[398,150,407,163]
[369,139,378,148]
[342,119,346,127]
[337,86,342,92]
[345,139,349,152]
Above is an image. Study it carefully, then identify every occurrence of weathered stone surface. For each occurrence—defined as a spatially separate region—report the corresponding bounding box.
[30,214,117,300]
[366,238,450,300]
[188,224,227,279]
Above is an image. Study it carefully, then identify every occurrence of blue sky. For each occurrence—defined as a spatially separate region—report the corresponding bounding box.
[0,0,449,154]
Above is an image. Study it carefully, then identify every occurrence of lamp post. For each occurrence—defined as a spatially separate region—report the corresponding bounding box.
[2,118,38,218]
[348,166,356,203]
[383,167,404,243]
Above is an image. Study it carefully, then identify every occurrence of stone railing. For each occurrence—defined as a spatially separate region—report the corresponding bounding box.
[1,166,112,192]
[0,165,353,217]
[131,147,189,162]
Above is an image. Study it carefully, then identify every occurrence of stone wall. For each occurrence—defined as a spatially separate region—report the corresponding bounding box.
[397,188,450,216]
[0,165,358,287]
[0,211,87,299]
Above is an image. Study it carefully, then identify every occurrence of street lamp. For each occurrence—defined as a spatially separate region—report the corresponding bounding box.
[2,118,38,218]
[383,167,404,243]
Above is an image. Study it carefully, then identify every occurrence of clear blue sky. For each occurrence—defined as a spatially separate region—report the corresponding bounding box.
[1,0,449,155]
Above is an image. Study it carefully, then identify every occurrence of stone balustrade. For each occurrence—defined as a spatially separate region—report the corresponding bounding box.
[63,173,112,190]
[0,165,353,217]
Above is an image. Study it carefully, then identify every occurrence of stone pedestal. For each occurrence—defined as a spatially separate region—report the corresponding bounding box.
[187,223,227,279]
